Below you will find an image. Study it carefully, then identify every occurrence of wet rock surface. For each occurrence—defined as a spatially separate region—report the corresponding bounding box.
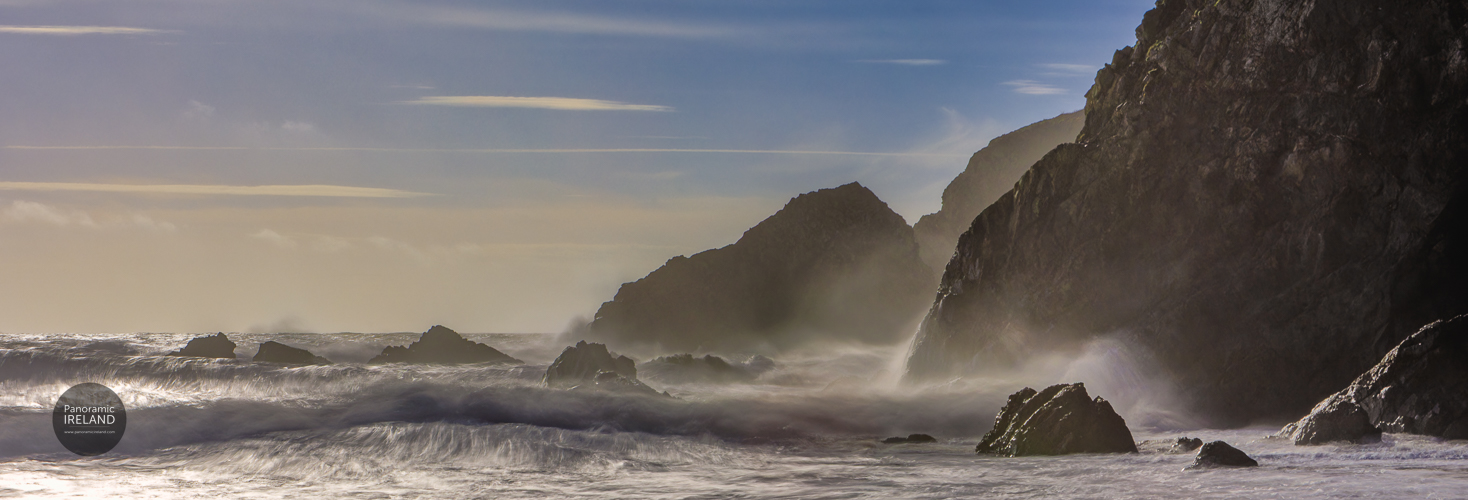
[1189,441,1258,468]
[368,326,522,365]
[975,383,1138,456]
[1171,437,1204,453]
[544,341,640,388]
[905,0,1468,426]
[913,111,1084,276]
[1280,315,1468,444]
[166,333,237,359]
[587,182,933,351]
[637,354,775,384]
[882,434,937,444]
[252,341,333,365]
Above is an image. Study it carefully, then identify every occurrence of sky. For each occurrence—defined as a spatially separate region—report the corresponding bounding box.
[0,0,1156,334]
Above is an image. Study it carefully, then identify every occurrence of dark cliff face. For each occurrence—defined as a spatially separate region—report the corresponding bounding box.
[913,111,1085,275]
[589,182,932,352]
[905,0,1468,425]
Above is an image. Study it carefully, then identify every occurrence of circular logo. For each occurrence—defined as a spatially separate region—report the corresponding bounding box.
[52,383,127,456]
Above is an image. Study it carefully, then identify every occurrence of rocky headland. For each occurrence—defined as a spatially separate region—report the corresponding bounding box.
[905,0,1468,425]
[588,182,932,352]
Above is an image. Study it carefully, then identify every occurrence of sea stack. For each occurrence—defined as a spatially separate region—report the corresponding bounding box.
[588,182,932,352]
[975,383,1137,456]
[369,325,522,365]
[544,341,665,396]
[252,341,333,365]
[166,333,237,359]
[905,0,1468,426]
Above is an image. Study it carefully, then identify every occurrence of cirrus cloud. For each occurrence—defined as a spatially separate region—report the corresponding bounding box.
[0,182,434,198]
[398,96,674,112]
[0,25,173,35]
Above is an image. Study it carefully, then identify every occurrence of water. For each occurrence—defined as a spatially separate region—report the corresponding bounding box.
[1,333,1465,499]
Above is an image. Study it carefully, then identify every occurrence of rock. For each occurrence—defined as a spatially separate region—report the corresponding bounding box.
[587,182,934,351]
[913,111,1084,276]
[544,341,639,388]
[252,341,332,365]
[1171,437,1203,453]
[166,333,237,359]
[904,0,1468,426]
[368,325,522,365]
[1279,315,1468,444]
[568,371,669,398]
[882,434,937,444]
[1189,441,1258,468]
[975,383,1138,456]
[637,353,775,384]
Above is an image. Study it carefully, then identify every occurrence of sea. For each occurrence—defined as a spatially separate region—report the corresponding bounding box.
[1,332,1465,499]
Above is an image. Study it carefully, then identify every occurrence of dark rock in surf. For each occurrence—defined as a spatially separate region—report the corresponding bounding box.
[568,371,669,398]
[1171,437,1204,453]
[166,333,237,359]
[883,434,938,444]
[544,341,639,387]
[1189,441,1258,468]
[1279,315,1468,444]
[368,325,522,365]
[252,341,333,365]
[905,0,1468,427]
[912,111,1084,276]
[587,182,933,352]
[637,353,775,384]
[976,383,1137,456]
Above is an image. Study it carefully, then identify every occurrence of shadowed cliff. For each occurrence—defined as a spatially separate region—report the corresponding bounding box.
[905,0,1468,426]
[913,111,1085,275]
[588,183,932,352]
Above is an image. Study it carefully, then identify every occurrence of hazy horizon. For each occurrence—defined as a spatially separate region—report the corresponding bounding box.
[0,0,1154,334]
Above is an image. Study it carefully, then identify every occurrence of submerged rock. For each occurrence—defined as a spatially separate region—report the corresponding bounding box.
[637,353,775,384]
[975,383,1137,456]
[166,333,237,359]
[368,325,522,365]
[1279,315,1468,444]
[252,341,333,365]
[1171,437,1204,453]
[587,182,933,351]
[1189,441,1258,468]
[882,434,938,444]
[544,341,638,388]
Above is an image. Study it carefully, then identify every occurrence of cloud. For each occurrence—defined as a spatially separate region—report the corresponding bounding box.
[3,200,96,227]
[280,121,318,135]
[182,100,215,122]
[252,229,297,249]
[856,59,946,66]
[1003,80,1067,95]
[4,146,962,158]
[408,7,733,39]
[0,182,434,198]
[0,25,173,36]
[398,96,674,112]
[1037,63,1098,75]
[129,214,178,233]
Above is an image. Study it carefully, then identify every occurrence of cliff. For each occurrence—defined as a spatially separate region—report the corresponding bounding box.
[905,0,1468,425]
[913,111,1085,275]
[588,182,932,352]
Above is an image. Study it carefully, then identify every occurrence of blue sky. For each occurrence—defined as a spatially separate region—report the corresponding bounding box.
[0,0,1155,334]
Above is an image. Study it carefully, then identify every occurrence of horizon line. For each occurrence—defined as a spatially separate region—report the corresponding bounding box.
[3,145,968,158]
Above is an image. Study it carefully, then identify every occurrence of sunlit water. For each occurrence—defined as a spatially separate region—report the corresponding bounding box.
[1,333,1465,499]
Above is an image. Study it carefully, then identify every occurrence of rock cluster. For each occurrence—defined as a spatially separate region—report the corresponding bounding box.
[369,325,522,365]
[252,341,333,365]
[975,383,1137,456]
[882,434,937,444]
[166,333,237,359]
[637,353,776,384]
[545,341,666,397]
[905,0,1468,425]
[1279,315,1468,444]
[1189,441,1258,468]
[587,183,933,351]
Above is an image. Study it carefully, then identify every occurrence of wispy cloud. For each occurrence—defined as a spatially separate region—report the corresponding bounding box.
[1003,80,1067,95]
[0,182,434,198]
[409,7,733,39]
[0,25,173,36]
[1037,63,1098,74]
[856,59,946,66]
[4,145,962,157]
[398,96,674,112]
[3,200,177,232]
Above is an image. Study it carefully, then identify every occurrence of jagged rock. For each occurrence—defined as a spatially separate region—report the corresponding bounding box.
[905,0,1468,426]
[1171,437,1204,453]
[882,434,937,444]
[637,353,775,384]
[913,111,1084,276]
[975,383,1137,456]
[1279,315,1468,444]
[568,371,669,397]
[166,333,237,359]
[368,325,522,365]
[544,341,639,388]
[1189,441,1258,468]
[587,182,933,351]
[252,341,333,365]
